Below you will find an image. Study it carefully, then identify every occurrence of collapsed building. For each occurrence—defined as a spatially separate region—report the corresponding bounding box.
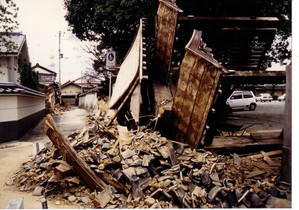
[7,0,291,208]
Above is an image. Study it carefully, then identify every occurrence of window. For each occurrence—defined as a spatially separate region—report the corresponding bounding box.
[230,92,242,99]
[243,91,253,98]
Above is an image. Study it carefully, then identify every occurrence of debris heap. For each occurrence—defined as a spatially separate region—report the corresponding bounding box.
[7,109,291,208]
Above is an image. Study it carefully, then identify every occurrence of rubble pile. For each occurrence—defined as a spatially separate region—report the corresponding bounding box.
[7,109,291,208]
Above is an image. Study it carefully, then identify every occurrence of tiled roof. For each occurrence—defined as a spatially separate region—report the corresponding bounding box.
[0,32,26,55]
[61,80,82,88]
[0,83,45,97]
[78,87,101,97]
[31,63,57,75]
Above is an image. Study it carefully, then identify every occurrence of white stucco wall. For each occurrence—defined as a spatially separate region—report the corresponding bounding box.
[79,92,98,111]
[0,95,18,121]
[0,57,19,83]
[0,57,9,82]
[0,94,45,122]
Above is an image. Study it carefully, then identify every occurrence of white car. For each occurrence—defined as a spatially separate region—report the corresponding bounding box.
[278,93,286,101]
[256,93,273,102]
[226,90,257,111]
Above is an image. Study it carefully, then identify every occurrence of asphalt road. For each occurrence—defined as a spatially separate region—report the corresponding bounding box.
[226,100,286,133]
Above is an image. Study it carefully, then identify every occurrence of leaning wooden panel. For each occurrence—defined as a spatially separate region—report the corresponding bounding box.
[172,30,227,149]
[187,68,222,148]
[155,0,182,83]
[172,51,197,132]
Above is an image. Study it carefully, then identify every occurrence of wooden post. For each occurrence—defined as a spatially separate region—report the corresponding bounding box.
[44,114,107,192]
[281,63,292,183]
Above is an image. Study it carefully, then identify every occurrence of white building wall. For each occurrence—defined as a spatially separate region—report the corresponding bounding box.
[0,57,19,83]
[0,57,9,82]
[17,95,45,119]
[0,95,18,121]
[0,94,45,122]
[8,57,19,84]
[79,92,98,111]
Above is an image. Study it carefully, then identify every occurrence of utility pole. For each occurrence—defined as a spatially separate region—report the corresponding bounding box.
[59,31,61,87]
[58,31,63,104]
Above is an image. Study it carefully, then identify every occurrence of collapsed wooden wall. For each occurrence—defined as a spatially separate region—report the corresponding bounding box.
[172,30,226,149]
[155,0,182,84]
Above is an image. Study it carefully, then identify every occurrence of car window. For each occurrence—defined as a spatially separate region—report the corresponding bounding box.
[243,91,253,98]
[230,92,242,99]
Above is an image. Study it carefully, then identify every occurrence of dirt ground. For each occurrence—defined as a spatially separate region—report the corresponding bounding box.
[0,141,81,209]
[0,108,88,209]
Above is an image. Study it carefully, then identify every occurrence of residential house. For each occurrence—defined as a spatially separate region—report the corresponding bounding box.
[73,74,103,93]
[0,32,29,84]
[61,81,82,106]
[61,75,102,106]
[31,63,57,85]
[0,32,45,142]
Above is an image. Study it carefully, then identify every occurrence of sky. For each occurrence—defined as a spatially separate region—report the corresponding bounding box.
[14,0,94,84]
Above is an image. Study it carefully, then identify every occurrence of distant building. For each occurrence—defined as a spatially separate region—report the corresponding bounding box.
[31,63,57,85]
[60,75,102,106]
[0,32,45,142]
[61,81,82,106]
[0,32,30,84]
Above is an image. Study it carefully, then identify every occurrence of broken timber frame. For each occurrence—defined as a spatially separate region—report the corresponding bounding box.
[44,114,107,192]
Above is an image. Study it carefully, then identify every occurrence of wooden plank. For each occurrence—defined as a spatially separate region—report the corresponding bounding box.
[249,150,282,159]
[204,136,282,150]
[44,114,107,192]
[245,170,266,179]
[250,130,282,141]
[260,151,277,166]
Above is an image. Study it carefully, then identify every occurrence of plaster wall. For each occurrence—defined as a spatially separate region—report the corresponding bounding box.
[79,92,97,110]
[0,94,45,122]
[0,57,9,82]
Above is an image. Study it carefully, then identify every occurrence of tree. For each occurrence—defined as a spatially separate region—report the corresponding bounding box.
[64,0,291,70]
[64,0,158,61]
[0,0,19,51]
[18,61,39,91]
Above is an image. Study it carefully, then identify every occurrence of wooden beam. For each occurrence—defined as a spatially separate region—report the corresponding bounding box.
[178,16,279,22]
[249,150,282,159]
[105,76,140,127]
[204,136,282,150]
[223,70,286,77]
[221,27,277,31]
[44,114,107,192]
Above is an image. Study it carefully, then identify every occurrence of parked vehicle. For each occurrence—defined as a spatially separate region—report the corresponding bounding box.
[278,93,286,101]
[226,90,257,111]
[256,93,273,102]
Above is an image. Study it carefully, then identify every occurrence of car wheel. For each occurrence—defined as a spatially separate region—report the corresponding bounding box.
[249,103,256,111]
